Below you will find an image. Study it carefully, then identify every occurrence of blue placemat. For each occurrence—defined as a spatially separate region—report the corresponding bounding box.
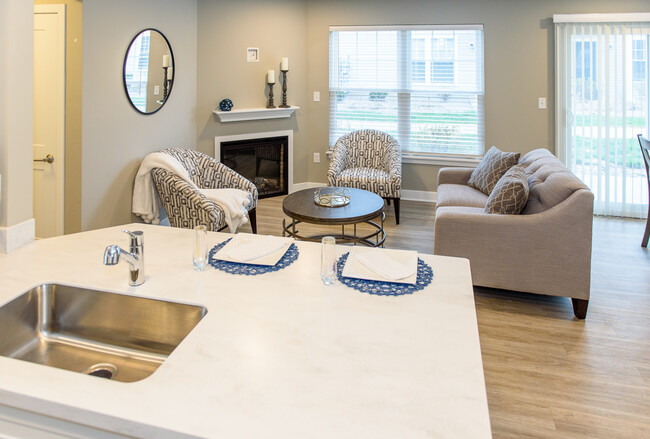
[208,238,299,275]
[336,252,433,296]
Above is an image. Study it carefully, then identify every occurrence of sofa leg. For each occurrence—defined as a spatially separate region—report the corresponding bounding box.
[571,298,589,319]
[249,208,258,234]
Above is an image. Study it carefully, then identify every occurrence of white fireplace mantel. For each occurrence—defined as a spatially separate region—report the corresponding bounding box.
[213,106,299,123]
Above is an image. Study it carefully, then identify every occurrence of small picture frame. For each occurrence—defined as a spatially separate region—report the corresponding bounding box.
[246,48,259,63]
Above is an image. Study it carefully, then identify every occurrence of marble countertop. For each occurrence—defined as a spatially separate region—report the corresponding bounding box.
[0,224,491,438]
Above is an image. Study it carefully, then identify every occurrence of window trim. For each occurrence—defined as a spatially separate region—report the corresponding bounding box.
[329,24,485,162]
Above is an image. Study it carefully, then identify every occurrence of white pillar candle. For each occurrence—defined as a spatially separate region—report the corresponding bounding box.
[281,57,289,71]
[167,66,173,80]
[267,70,275,84]
[162,55,170,68]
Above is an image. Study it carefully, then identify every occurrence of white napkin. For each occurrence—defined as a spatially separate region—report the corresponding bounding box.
[354,249,416,281]
[223,235,290,262]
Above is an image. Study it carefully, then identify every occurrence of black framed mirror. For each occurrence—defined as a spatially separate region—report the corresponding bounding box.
[123,28,174,115]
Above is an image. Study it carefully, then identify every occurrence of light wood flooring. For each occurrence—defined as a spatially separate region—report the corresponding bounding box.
[239,196,650,438]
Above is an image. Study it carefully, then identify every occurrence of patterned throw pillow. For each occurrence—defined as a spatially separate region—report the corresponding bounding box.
[468,146,521,195]
[485,165,529,214]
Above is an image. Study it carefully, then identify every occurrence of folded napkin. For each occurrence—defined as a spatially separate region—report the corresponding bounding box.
[354,249,417,281]
[223,235,289,262]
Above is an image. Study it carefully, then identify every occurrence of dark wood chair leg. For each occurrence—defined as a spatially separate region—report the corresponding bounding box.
[642,206,649,247]
[249,207,257,234]
[571,298,589,319]
[394,198,400,225]
[386,198,391,206]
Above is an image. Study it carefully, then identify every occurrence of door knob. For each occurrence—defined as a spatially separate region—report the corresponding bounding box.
[34,154,55,164]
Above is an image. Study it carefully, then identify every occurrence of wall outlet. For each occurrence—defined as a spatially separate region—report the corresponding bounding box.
[154,85,160,95]
[538,97,547,109]
[314,152,321,163]
[313,91,320,102]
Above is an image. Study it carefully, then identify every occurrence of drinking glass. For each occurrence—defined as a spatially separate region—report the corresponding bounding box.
[193,225,208,271]
[321,236,337,286]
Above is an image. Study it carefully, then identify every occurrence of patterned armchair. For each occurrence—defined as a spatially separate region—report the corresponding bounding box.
[151,148,258,233]
[327,129,402,223]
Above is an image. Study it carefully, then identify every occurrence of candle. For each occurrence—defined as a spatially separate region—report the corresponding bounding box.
[267,70,275,84]
[162,55,170,68]
[167,66,173,80]
[281,57,289,71]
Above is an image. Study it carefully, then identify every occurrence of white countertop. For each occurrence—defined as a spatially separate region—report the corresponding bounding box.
[0,224,491,438]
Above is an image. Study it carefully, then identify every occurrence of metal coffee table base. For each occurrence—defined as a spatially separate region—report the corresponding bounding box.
[282,213,386,247]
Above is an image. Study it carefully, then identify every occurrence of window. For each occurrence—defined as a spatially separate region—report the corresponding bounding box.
[632,37,647,82]
[329,25,485,158]
[575,40,598,100]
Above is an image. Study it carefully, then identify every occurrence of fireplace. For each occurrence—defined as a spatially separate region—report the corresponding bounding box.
[215,133,291,199]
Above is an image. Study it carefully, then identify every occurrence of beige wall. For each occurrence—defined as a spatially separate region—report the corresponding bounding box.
[0,0,34,231]
[34,0,82,234]
[304,0,650,192]
[81,0,197,230]
[196,0,309,183]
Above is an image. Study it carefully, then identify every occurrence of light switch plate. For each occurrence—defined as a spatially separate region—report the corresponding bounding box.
[313,91,320,102]
[154,85,160,95]
[538,97,547,109]
[314,153,321,163]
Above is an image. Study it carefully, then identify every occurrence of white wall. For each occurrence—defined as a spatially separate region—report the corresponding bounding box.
[81,0,197,230]
[0,0,35,252]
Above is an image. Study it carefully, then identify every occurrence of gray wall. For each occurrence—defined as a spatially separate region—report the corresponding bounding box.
[304,0,650,192]
[196,0,309,184]
[0,0,33,230]
[82,0,197,230]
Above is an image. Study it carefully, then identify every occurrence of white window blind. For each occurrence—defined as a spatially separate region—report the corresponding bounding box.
[555,15,650,218]
[329,25,485,157]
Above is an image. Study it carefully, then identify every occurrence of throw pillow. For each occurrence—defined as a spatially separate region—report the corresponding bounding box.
[485,165,529,214]
[468,146,521,195]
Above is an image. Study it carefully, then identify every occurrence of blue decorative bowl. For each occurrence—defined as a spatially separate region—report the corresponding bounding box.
[219,99,233,111]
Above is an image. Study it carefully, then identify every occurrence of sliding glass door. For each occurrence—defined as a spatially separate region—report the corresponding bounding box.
[555,16,650,218]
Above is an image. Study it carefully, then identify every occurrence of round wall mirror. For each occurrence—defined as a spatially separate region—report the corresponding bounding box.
[123,28,174,115]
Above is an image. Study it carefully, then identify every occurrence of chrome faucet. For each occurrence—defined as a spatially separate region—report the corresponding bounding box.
[103,230,145,286]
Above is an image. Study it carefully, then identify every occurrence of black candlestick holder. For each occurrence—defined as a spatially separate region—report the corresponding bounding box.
[279,70,289,108]
[267,82,276,108]
[163,66,169,99]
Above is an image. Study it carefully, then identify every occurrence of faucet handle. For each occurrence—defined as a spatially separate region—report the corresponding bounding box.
[123,229,144,247]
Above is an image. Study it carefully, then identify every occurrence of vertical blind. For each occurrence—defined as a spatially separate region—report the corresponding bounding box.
[329,25,484,157]
[555,15,650,218]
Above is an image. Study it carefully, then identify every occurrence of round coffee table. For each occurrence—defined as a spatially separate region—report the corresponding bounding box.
[282,187,385,247]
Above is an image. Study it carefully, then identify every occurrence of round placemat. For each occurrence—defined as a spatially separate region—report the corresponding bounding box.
[336,252,433,296]
[208,238,299,275]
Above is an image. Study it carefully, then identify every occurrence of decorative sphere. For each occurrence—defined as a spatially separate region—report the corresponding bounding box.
[219,99,233,111]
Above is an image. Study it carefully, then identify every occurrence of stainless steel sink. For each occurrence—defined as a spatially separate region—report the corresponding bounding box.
[0,283,207,382]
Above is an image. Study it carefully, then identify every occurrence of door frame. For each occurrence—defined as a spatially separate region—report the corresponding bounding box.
[34,4,66,236]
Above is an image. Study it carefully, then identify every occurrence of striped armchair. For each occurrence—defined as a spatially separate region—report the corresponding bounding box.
[151,148,258,233]
[327,129,402,223]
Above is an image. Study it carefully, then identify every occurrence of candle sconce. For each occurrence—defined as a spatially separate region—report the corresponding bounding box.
[279,69,289,108]
[266,82,276,109]
[163,66,170,99]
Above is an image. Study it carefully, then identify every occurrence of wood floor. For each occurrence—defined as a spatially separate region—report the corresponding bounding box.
[241,196,650,438]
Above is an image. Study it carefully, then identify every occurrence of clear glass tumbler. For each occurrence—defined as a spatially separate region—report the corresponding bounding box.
[321,236,337,286]
[193,225,208,271]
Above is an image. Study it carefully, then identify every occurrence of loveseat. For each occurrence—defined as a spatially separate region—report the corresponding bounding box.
[433,148,594,319]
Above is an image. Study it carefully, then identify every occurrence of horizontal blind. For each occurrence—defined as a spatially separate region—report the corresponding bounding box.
[329,25,484,156]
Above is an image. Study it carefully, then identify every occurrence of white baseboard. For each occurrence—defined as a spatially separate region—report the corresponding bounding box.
[401,190,437,203]
[290,182,326,193]
[0,218,35,253]
[289,183,437,204]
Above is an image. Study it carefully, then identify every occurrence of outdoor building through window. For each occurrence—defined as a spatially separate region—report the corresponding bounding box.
[329,25,485,158]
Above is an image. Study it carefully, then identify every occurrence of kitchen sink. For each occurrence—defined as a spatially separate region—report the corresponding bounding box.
[0,283,207,382]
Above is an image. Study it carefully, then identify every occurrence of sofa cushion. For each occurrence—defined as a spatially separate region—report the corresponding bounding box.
[468,146,521,195]
[436,184,489,208]
[485,165,529,214]
[518,149,590,214]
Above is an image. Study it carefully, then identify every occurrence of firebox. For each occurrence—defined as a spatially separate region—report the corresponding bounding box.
[219,136,288,199]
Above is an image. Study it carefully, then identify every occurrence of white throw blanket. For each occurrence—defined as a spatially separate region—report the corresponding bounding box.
[132,152,250,232]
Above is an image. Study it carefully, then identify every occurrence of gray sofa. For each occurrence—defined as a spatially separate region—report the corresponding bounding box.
[433,149,594,319]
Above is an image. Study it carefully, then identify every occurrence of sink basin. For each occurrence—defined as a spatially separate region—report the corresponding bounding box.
[0,283,206,382]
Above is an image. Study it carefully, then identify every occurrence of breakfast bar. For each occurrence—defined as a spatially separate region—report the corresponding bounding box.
[0,224,491,438]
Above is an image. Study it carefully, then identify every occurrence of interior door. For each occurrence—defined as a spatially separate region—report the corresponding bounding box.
[33,5,65,238]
